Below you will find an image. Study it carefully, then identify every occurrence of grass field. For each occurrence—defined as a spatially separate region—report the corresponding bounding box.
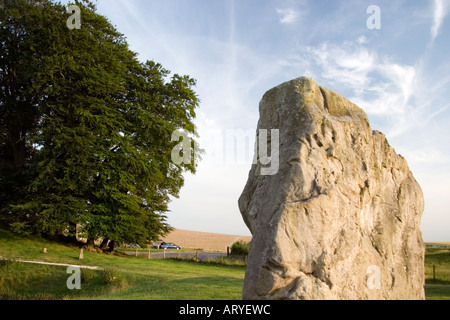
[424,247,450,300]
[0,228,245,300]
[0,227,449,300]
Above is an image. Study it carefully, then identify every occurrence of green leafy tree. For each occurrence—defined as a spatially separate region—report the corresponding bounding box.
[0,0,200,249]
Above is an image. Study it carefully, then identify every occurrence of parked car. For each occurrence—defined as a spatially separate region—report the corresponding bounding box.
[151,242,164,249]
[160,242,181,250]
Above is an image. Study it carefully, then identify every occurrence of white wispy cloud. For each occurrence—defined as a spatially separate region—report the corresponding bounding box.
[431,0,449,40]
[398,147,450,165]
[276,8,300,24]
[279,41,447,137]
[357,35,369,45]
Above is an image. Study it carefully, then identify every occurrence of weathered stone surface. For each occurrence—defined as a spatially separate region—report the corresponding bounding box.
[238,77,425,300]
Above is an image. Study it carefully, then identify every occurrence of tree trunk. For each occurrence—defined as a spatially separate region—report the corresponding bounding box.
[108,240,118,253]
[99,238,109,250]
[85,238,95,247]
[8,129,26,167]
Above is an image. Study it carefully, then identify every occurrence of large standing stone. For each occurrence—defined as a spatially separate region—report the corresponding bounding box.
[238,77,425,300]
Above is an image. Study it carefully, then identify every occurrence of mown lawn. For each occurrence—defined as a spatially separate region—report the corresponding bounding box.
[0,228,245,300]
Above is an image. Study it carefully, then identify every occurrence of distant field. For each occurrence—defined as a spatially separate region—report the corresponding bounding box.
[426,242,450,247]
[161,229,252,252]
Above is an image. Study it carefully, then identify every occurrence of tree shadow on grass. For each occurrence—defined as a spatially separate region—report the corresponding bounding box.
[426,278,450,286]
[425,283,450,300]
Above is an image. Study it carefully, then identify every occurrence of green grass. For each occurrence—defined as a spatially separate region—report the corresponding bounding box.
[1,227,449,300]
[0,228,245,300]
[0,261,124,300]
[424,248,450,300]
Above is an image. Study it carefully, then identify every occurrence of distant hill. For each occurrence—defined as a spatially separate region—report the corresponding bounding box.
[160,229,252,252]
[425,242,450,248]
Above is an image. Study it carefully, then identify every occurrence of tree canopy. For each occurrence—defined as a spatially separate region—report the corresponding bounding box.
[0,0,200,249]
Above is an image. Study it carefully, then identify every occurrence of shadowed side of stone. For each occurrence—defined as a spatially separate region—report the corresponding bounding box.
[238,77,425,300]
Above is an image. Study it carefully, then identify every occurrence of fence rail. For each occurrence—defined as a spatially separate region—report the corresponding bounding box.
[122,249,248,264]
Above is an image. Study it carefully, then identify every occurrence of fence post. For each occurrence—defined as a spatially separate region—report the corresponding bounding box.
[135,248,138,257]
[79,248,84,260]
[433,264,436,281]
[195,251,198,262]
[163,248,166,259]
[148,248,151,259]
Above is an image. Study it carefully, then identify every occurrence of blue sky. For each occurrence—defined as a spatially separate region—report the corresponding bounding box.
[80,0,450,240]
